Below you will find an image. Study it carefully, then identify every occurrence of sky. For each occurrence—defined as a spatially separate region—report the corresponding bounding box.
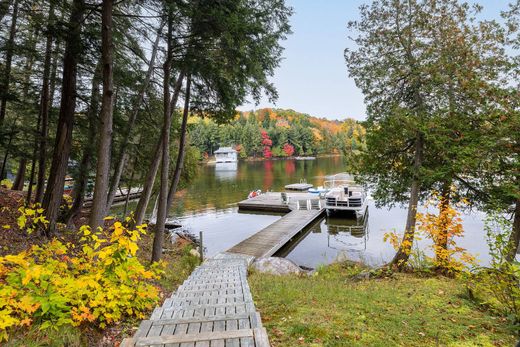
[237,0,507,121]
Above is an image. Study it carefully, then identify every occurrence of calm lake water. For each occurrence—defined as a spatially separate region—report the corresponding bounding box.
[160,156,491,268]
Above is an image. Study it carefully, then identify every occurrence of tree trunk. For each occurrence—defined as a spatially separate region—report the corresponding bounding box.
[151,13,173,263]
[35,1,56,204]
[134,137,162,226]
[106,22,164,211]
[133,73,185,226]
[123,157,138,217]
[166,75,191,212]
[0,0,18,128]
[12,158,26,191]
[506,199,520,262]
[42,0,85,236]
[436,180,451,269]
[390,132,424,268]
[0,130,14,179]
[89,0,114,229]
[63,64,102,227]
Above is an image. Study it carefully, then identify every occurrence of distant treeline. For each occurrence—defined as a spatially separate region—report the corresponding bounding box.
[189,108,365,158]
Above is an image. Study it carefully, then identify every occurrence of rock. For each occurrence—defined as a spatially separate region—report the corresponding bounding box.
[189,248,201,258]
[352,270,371,281]
[252,257,304,275]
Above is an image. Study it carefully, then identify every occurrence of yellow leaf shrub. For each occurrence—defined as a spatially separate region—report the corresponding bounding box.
[0,219,161,341]
[16,203,48,234]
[384,191,475,274]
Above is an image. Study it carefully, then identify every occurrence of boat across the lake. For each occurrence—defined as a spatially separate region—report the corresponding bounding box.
[323,173,367,216]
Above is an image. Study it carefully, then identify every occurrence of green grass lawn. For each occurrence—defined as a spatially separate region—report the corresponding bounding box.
[249,263,518,347]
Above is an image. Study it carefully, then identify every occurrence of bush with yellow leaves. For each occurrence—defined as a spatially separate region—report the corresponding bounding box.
[384,191,475,274]
[0,218,161,341]
[16,203,49,234]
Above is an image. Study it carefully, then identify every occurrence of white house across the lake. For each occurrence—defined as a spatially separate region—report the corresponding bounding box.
[214,147,238,163]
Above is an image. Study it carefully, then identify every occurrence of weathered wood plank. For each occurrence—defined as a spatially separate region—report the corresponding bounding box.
[150,313,253,326]
[253,327,270,347]
[227,209,324,258]
[134,330,254,346]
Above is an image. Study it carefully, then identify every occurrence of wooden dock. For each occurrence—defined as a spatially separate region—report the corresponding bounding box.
[227,208,324,258]
[124,192,325,346]
[237,192,320,213]
[122,254,269,347]
[284,183,313,191]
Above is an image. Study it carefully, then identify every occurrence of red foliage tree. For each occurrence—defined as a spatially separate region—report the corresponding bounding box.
[261,130,272,146]
[283,143,294,156]
[260,130,272,158]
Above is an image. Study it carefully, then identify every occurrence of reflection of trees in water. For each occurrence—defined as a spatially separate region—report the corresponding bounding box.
[263,160,274,189]
[285,160,295,175]
[166,157,346,216]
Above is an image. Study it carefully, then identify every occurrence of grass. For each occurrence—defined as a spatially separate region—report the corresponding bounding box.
[249,262,518,347]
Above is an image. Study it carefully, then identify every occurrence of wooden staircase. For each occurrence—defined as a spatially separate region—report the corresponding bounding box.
[121,254,269,347]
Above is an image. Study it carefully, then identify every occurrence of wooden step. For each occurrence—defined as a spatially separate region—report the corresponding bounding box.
[121,327,269,347]
[151,302,256,320]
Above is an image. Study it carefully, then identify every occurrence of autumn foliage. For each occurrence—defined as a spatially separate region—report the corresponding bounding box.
[261,130,273,159]
[384,192,475,274]
[282,143,295,157]
[0,216,161,341]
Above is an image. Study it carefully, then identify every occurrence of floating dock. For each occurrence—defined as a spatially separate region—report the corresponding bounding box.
[230,192,325,258]
[284,183,313,191]
[238,192,319,212]
[227,208,323,258]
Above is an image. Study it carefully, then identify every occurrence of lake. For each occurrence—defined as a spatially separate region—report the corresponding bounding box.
[162,156,492,268]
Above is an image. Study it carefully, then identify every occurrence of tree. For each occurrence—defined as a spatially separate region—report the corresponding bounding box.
[283,143,294,157]
[0,0,19,128]
[89,0,115,229]
[42,0,85,235]
[346,0,506,269]
[261,130,273,159]
[151,3,175,263]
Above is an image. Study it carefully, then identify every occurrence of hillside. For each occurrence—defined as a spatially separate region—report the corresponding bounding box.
[188,108,365,158]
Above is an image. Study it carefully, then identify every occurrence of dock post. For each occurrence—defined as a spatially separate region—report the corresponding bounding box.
[199,231,204,263]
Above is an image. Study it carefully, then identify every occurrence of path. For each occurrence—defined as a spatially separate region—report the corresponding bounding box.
[123,192,325,346]
[121,254,269,347]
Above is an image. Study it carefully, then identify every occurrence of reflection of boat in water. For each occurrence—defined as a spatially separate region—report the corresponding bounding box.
[324,173,367,217]
[326,210,369,252]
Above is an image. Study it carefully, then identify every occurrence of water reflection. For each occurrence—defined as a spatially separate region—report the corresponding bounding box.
[276,211,370,265]
[134,156,491,267]
[214,162,238,181]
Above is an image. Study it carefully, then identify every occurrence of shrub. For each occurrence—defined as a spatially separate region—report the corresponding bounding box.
[16,203,49,234]
[383,193,475,274]
[0,218,161,341]
[465,213,520,329]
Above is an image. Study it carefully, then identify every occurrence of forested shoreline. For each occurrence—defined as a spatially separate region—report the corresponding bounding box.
[189,108,365,159]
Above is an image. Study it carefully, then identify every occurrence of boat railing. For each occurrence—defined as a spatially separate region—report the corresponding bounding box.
[323,179,359,189]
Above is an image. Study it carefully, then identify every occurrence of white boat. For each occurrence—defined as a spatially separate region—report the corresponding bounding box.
[308,186,328,194]
[323,173,367,216]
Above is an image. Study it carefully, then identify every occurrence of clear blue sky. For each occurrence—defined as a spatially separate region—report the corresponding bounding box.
[238,0,506,121]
